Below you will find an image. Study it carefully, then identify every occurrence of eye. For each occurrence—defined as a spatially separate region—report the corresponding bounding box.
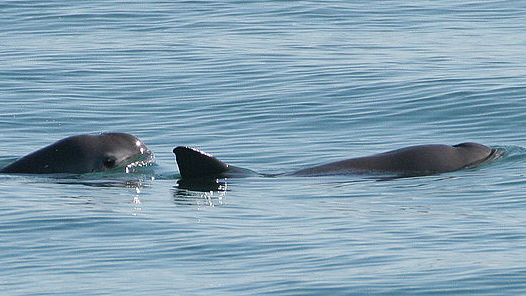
[103,157,117,168]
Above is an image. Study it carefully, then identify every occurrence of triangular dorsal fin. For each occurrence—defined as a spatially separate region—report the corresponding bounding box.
[173,146,229,179]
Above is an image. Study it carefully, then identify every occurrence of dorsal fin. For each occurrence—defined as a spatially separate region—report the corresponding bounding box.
[173,146,229,179]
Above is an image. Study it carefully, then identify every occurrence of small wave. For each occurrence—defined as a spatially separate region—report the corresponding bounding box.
[490,145,526,166]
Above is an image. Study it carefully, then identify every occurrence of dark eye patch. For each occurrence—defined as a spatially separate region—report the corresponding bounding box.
[103,156,117,168]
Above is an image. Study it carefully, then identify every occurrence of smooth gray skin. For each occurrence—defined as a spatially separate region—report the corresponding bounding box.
[291,143,494,176]
[0,133,152,174]
[173,143,495,179]
[173,146,259,179]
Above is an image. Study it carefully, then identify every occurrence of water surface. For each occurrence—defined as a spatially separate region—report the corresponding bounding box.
[2,1,526,295]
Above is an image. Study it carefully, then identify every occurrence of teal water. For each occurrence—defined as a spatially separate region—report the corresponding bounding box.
[2,1,526,295]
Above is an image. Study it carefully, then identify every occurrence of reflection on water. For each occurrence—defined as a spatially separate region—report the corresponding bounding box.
[172,178,227,207]
[176,178,227,192]
[55,178,152,189]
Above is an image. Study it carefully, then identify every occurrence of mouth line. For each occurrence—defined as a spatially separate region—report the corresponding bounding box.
[123,150,155,173]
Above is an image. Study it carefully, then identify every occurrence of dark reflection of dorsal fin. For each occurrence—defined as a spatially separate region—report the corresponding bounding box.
[173,146,229,179]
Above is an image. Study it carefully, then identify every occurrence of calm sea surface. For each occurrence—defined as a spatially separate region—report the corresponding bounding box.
[2,1,526,295]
